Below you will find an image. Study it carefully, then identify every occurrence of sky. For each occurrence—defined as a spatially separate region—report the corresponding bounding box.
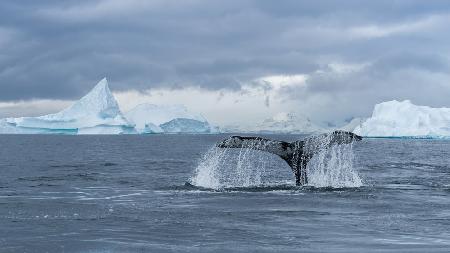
[1,0,450,127]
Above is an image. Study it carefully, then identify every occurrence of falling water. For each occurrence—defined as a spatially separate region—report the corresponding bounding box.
[190,142,288,189]
[304,133,363,188]
[190,135,363,189]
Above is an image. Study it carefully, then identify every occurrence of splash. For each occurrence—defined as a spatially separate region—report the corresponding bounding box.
[190,135,363,189]
[189,147,225,189]
[304,134,363,188]
[190,143,288,189]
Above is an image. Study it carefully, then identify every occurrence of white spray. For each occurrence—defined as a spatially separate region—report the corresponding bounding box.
[191,135,363,189]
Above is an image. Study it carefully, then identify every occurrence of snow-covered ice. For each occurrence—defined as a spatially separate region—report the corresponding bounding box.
[1,78,134,134]
[125,103,215,133]
[159,118,211,133]
[223,112,325,134]
[0,78,219,135]
[257,112,325,134]
[354,100,450,137]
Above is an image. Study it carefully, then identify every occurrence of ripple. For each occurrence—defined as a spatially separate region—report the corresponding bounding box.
[159,182,366,193]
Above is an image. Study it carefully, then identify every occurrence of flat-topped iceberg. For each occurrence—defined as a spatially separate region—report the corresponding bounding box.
[354,100,450,138]
[125,103,216,134]
[1,78,135,134]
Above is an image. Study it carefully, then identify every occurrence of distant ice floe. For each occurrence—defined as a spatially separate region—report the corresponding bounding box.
[124,103,217,134]
[0,78,216,134]
[354,100,450,138]
[3,78,446,137]
[222,112,326,134]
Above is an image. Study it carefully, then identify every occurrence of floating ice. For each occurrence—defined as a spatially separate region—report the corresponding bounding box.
[160,118,212,133]
[0,78,218,134]
[354,100,450,137]
[1,78,134,134]
[223,112,325,134]
[125,103,216,134]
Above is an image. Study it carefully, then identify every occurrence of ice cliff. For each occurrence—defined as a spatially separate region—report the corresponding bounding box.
[354,100,450,137]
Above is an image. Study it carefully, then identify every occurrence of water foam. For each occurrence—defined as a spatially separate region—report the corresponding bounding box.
[190,135,363,189]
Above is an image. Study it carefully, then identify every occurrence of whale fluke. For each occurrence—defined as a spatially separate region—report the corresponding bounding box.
[216,130,362,185]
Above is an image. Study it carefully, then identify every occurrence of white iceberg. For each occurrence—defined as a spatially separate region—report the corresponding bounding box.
[125,103,216,133]
[223,112,325,134]
[0,118,44,134]
[160,118,212,133]
[1,78,134,134]
[354,100,450,137]
[255,112,325,134]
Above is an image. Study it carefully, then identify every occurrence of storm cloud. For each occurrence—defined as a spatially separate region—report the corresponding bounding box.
[1,0,450,124]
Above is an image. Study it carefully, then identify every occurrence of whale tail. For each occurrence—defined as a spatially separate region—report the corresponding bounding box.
[216,130,362,185]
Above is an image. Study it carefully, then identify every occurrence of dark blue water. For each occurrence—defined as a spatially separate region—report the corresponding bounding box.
[0,135,449,252]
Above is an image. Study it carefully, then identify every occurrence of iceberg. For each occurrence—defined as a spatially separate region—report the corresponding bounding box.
[354,100,450,137]
[223,112,325,134]
[141,123,164,134]
[124,103,216,133]
[254,112,325,134]
[0,78,219,135]
[1,78,135,134]
[160,118,212,133]
[0,119,47,134]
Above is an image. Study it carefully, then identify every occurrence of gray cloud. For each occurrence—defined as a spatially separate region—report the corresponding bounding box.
[1,0,450,124]
[281,52,450,124]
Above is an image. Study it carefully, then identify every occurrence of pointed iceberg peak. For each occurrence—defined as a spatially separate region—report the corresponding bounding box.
[62,77,123,120]
[83,77,112,101]
[3,78,133,134]
[93,77,108,90]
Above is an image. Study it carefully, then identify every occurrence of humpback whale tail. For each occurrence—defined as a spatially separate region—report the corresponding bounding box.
[216,130,362,186]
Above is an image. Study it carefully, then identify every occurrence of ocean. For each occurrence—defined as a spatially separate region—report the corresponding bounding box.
[0,134,449,252]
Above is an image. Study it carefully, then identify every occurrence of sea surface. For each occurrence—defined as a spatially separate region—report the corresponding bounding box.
[0,134,449,252]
